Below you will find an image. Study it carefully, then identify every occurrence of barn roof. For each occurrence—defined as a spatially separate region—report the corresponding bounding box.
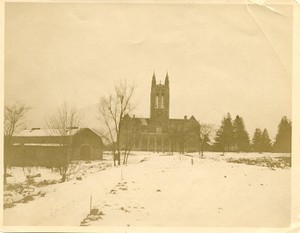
[13,143,62,147]
[12,128,103,148]
[16,127,83,137]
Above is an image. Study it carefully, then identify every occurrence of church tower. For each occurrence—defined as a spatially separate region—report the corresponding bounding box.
[150,72,170,122]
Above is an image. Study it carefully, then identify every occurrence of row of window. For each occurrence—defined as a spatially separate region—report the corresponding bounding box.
[134,136,198,148]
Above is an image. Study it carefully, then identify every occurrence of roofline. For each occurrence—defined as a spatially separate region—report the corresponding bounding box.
[13,127,102,138]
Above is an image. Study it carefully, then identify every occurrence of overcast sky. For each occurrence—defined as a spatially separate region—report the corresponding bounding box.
[5,3,292,140]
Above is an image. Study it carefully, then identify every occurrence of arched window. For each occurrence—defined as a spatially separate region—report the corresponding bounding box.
[161,95,164,108]
[155,95,159,108]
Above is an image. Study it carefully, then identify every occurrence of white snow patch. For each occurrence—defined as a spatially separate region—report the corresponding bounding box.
[4,152,291,227]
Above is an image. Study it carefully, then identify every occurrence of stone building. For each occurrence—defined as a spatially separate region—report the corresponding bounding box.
[121,73,200,153]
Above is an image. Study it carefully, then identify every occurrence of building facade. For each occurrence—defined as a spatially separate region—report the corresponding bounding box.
[121,73,200,153]
[9,128,103,167]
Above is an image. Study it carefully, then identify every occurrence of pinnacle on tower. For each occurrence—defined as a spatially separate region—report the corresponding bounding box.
[152,71,156,79]
[152,71,156,86]
[165,71,169,86]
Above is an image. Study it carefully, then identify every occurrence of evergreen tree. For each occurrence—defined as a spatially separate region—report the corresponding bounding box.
[252,128,272,152]
[261,128,272,152]
[273,116,292,153]
[252,128,262,153]
[232,115,250,151]
[198,123,213,156]
[214,113,233,153]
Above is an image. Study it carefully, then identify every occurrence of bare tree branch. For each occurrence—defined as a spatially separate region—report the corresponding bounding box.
[198,123,214,156]
[4,102,31,136]
[98,80,136,166]
[4,101,31,184]
[44,102,81,181]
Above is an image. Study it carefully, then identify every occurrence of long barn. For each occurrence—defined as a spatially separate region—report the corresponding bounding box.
[9,127,103,167]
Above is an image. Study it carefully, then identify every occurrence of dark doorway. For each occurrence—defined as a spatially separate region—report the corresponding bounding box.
[80,144,91,160]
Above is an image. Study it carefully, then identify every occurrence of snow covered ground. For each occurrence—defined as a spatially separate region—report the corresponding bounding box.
[3,152,291,228]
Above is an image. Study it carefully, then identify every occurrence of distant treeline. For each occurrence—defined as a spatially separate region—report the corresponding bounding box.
[213,114,291,153]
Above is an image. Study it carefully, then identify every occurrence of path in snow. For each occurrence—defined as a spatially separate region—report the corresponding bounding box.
[3,153,290,227]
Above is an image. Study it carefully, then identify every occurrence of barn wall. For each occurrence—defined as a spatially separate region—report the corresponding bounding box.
[92,148,103,160]
[12,136,69,144]
[71,147,103,160]
[8,128,104,167]
[72,130,103,149]
[10,145,103,167]
[10,145,66,167]
[72,129,103,159]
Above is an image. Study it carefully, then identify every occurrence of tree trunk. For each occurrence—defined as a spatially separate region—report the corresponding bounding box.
[125,152,130,164]
[117,153,121,166]
[61,168,66,182]
[4,165,7,185]
[123,151,127,165]
[4,137,11,185]
[115,151,121,166]
[112,150,116,166]
[60,145,69,182]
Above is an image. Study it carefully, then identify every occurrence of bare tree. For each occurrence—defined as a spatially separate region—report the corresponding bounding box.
[45,102,81,182]
[4,102,31,184]
[198,123,214,157]
[121,117,138,164]
[98,81,135,166]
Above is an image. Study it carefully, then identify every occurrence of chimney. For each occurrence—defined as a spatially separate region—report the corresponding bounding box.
[184,115,187,120]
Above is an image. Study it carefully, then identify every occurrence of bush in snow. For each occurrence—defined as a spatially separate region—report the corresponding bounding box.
[226,156,291,169]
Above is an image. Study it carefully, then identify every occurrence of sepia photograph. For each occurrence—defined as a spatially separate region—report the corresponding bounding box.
[1,0,299,232]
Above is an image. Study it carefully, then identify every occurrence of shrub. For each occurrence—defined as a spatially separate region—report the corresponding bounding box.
[22,195,34,203]
[227,156,291,169]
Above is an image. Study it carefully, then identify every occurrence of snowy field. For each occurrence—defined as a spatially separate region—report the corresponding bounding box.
[3,152,291,227]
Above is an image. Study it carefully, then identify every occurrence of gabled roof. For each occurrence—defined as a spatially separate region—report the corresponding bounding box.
[189,115,199,123]
[15,127,82,137]
[88,128,103,137]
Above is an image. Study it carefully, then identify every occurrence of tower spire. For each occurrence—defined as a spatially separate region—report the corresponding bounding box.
[165,71,169,87]
[152,71,156,87]
[152,71,156,79]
